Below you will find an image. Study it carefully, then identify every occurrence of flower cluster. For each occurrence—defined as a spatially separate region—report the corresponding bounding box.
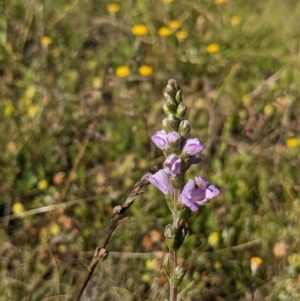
[148,79,219,211]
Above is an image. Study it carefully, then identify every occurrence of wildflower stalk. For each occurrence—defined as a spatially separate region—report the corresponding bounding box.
[148,79,219,300]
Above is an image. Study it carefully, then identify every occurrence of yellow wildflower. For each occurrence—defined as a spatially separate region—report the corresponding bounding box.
[251,257,263,275]
[168,20,181,29]
[27,105,39,117]
[12,202,25,215]
[38,179,48,190]
[214,0,227,4]
[208,232,219,247]
[138,65,153,76]
[49,223,60,235]
[25,86,36,99]
[107,3,120,13]
[176,30,188,41]
[162,0,174,3]
[4,104,15,116]
[158,26,172,37]
[116,66,130,78]
[87,59,98,71]
[286,138,299,148]
[288,254,300,269]
[131,24,148,36]
[230,16,241,25]
[214,261,222,270]
[93,77,102,89]
[40,36,52,47]
[206,43,220,54]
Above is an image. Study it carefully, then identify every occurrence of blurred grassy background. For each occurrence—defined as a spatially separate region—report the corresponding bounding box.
[1,0,300,300]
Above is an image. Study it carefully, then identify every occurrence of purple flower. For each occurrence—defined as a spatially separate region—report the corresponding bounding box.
[151,130,180,150]
[180,176,219,211]
[164,154,181,175]
[148,169,174,195]
[182,138,205,156]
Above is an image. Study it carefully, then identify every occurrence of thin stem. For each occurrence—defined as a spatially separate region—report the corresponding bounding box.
[169,189,180,301]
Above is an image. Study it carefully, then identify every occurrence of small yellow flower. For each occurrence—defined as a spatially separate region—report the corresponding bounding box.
[25,86,36,99]
[146,259,154,270]
[107,3,120,13]
[214,261,222,270]
[158,26,172,37]
[288,254,300,269]
[40,36,52,47]
[214,0,227,4]
[251,257,263,275]
[208,232,220,247]
[49,223,60,235]
[206,43,220,54]
[230,16,241,25]
[138,65,153,76]
[4,104,15,116]
[131,24,148,36]
[27,105,39,117]
[93,77,102,89]
[38,179,48,190]
[116,66,130,78]
[87,59,98,71]
[12,202,25,215]
[176,30,188,41]
[168,20,181,29]
[286,138,299,148]
[162,0,174,3]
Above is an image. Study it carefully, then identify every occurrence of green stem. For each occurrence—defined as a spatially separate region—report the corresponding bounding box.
[169,189,180,301]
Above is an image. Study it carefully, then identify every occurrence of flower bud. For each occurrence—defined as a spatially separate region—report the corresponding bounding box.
[171,265,187,288]
[163,87,176,101]
[175,89,183,104]
[163,100,177,115]
[164,224,176,251]
[162,118,173,133]
[167,114,180,132]
[176,102,187,119]
[174,219,188,249]
[178,120,190,138]
[163,254,170,278]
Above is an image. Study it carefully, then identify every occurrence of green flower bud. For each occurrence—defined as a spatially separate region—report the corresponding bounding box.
[175,89,183,104]
[167,114,180,132]
[171,265,187,288]
[164,224,176,251]
[163,100,177,115]
[163,254,171,278]
[176,102,187,119]
[162,118,173,133]
[174,219,188,250]
[178,120,190,138]
[163,87,176,102]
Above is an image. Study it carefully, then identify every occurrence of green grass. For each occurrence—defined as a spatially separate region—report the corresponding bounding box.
[1,0,300,300]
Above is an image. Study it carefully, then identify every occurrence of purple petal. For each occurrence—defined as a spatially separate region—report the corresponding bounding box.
[180,176,219,211]
[151,130,168,150]
[195,176,219,200]
[183,138,205,156]
[148,169,174,195]
[166,132,180,144]
[164,154,181,175]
